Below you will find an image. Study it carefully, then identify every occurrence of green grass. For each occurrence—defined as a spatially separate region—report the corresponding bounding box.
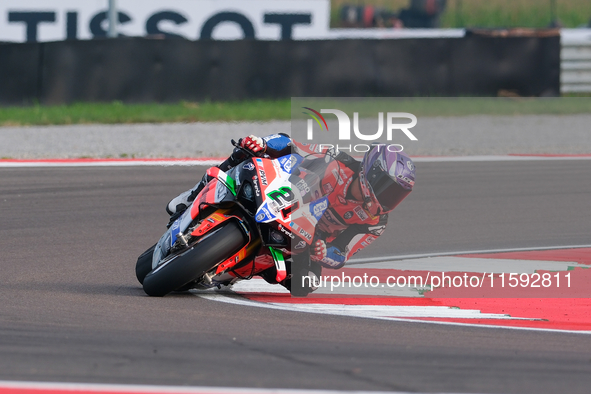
[0,100,292,126]
[331,0,591,28]
[2,98,589,126]
[292,97,591,119]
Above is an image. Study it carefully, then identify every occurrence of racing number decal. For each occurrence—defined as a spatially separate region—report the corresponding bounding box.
[281,201,299,220]
[268,187,298,220]
[267,187,295,208]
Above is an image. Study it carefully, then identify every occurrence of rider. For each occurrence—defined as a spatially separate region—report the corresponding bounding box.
[166,134,416,289]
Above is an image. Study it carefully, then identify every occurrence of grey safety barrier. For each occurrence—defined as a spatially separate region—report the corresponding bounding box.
[561,29,591,94]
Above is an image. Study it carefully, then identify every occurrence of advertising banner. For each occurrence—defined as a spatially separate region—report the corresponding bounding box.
[0,0,330,42]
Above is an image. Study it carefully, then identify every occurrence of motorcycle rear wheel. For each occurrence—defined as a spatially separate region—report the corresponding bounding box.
[142,221,247,297]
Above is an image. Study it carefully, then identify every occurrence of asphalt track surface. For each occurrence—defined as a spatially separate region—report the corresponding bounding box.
[1,160,591,394]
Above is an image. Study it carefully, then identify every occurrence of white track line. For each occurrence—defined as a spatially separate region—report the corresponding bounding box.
[0,159,223,168]
[198,292,591,336]
[198,292,516,320]
[413,155,591,162]
[348,244,591,265]
[0,380,423,394]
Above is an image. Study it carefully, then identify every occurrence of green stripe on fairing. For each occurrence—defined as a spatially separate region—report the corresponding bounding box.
[217,170,237,196]
[269,247,285,264]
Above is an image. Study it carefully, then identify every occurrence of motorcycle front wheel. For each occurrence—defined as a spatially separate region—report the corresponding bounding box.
[142,221,247,297]
[135,243,156,285]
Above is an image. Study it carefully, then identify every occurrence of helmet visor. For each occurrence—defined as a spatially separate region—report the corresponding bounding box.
[367,165,411,212]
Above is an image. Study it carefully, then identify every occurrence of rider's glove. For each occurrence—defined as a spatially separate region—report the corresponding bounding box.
[310,240,327,262]
[310,240,346,269]
[240,135,266,156]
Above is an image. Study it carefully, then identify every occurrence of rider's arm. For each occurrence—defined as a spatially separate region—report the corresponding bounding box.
[218,133,292,171]
[218,147,250,171]
[312,215,388,269]
[262,134,293,157]
[254,133,333,159]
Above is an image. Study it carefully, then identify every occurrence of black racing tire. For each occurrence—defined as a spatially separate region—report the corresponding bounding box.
[136,244,156,285]
[142,221,247,297]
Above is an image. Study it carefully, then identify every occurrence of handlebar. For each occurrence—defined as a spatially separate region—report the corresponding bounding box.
[231,139,256,158]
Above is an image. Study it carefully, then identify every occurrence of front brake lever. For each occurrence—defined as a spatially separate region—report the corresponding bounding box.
[231,139,256,158]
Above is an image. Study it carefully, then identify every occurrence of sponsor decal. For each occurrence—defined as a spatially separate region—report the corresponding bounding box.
[323,183,334,194]
[310,197,328,221]
[296,178,310,195]
[343,211,353,220]
[278,155,298,174]
[258,169,268,186]
[278,224,295,239]
[264,134,281,141]
[298,227,312,241]
[294,240,306,249]
[1,1,328,43]
[256,205,273,222]
[252,178,261,197]
[337,195,347,205]
[278,156,290,172]
[407,160,414,171]
[354,205,369,221]
[243,162,255,171]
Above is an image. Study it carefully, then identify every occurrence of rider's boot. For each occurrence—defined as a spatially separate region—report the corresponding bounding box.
[165,174,209,228]
[166,175,208,216]
[165,146,251,223]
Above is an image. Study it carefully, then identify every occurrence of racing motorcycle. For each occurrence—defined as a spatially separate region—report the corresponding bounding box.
[135,144,332,297]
